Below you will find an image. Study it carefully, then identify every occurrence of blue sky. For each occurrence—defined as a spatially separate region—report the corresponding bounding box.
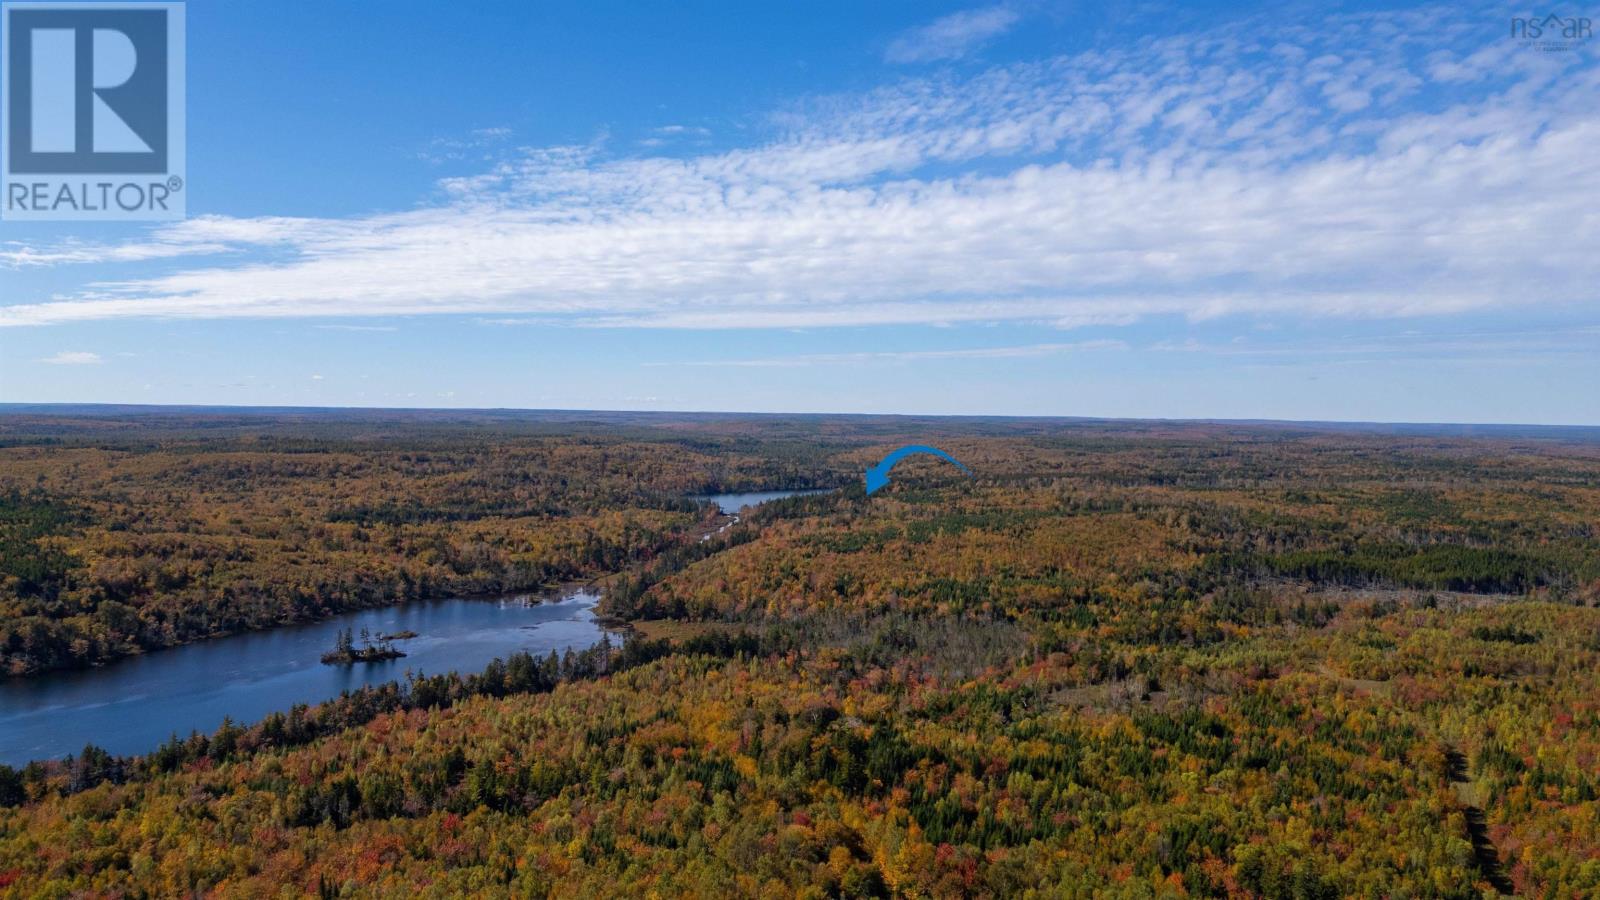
[2,0,1597,422]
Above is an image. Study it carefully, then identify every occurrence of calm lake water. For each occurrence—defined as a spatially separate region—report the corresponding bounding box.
[698,489,830,514]
[0,590,604,766]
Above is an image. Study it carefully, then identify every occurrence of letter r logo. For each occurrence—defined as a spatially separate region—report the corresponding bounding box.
[31,25,152,153]
[5,5,169,173]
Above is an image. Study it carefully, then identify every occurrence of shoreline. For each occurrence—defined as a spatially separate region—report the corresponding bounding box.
[0,588,614,767]
[2,580,604,682]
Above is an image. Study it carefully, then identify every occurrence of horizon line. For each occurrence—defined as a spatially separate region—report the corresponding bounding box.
[1,401,1597,433]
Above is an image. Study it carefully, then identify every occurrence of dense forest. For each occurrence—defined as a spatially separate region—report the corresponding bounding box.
[1,409,1598,897]
[0,410,842,675]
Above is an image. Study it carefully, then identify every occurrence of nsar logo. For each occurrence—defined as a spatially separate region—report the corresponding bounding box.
[2,1,185,220]
[1510,12,1593,51]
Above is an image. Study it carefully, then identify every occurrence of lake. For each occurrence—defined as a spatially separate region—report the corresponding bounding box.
[0,589,605,766]
[697,489,831,514]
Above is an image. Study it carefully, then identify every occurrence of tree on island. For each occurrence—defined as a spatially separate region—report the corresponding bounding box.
[322,626,404,665]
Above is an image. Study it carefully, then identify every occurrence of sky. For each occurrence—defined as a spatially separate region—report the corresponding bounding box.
[1,0,1597,423]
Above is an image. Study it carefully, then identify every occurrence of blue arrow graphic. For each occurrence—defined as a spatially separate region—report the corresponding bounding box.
[864,445,972,495]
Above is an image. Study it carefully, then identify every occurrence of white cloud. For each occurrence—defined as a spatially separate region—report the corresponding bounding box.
[885,6,1021,64]
[38,351,103,365]
[652,339,1127,367]
[1,4,1596,332]
[653,124,710,136]
[418,126,514,164]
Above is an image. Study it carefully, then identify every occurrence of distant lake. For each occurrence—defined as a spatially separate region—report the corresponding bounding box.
[0,590,604,766]
[697,489,831,514]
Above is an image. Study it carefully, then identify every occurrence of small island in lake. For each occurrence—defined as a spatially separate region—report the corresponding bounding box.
[378,630,418,641]
[320,627,406,665]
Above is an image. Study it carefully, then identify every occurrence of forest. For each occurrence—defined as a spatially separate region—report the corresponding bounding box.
[1,408,1598,897]
[0,409,839,675]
